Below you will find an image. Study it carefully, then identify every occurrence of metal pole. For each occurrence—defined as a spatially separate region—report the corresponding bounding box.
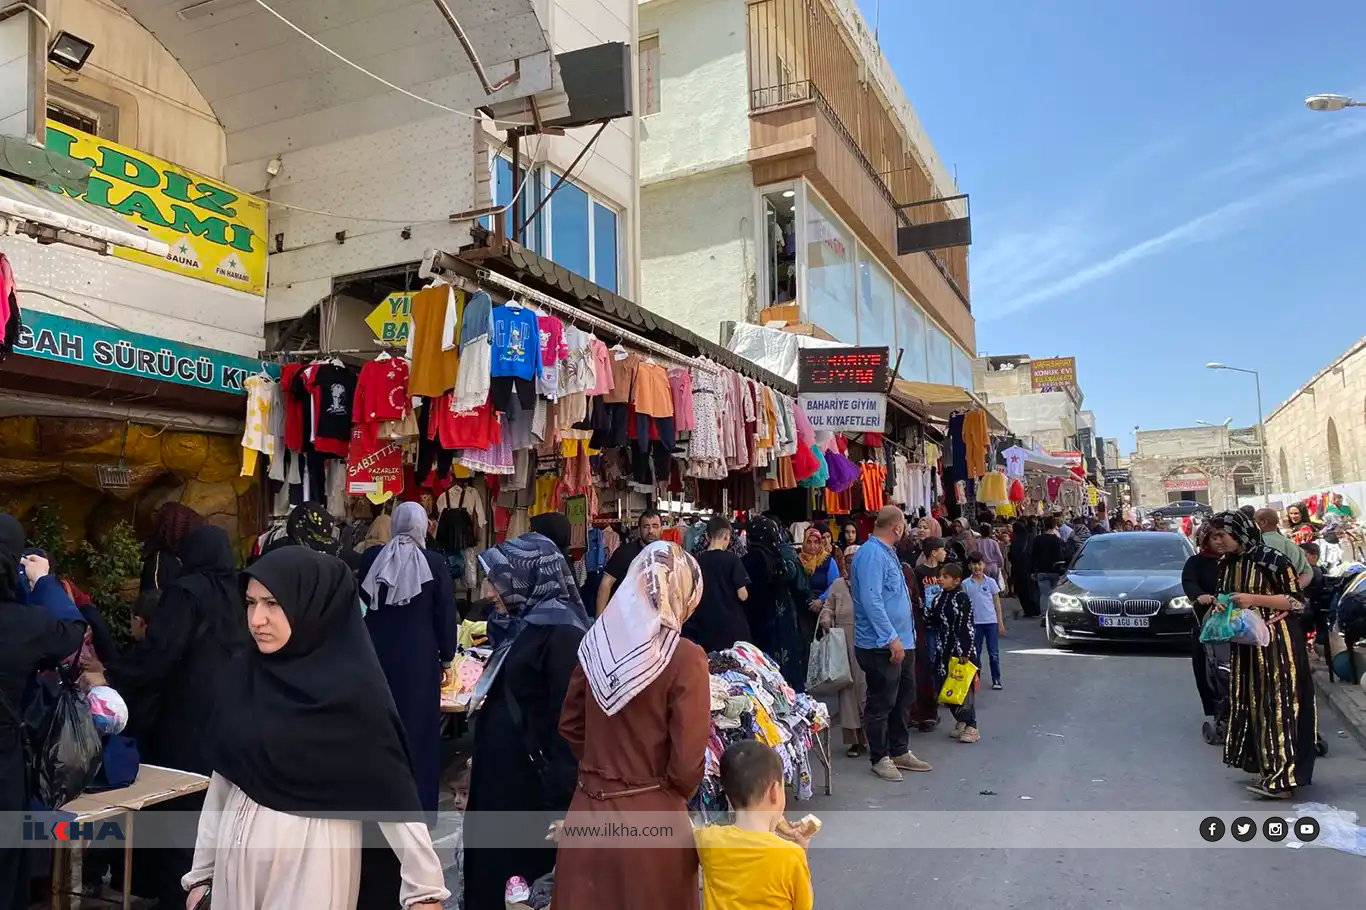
[1253,369,1269,505]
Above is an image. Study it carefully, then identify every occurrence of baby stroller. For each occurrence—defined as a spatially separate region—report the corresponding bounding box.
[1200,641,1230,745]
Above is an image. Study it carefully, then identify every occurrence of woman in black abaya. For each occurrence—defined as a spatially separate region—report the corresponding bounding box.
[187,547,447,909]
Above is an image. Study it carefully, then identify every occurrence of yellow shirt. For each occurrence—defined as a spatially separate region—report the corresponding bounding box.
[694,824,813,910]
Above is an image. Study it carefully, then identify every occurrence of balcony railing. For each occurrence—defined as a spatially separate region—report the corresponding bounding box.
[747,0,969,305]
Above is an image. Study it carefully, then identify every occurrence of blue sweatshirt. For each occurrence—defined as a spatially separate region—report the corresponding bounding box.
[490,304,542,381]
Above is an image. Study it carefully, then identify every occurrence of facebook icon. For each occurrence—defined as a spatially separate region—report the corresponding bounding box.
[1200,817,1226,842]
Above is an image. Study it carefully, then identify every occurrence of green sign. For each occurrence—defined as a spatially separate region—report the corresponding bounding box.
[14,309,274,395]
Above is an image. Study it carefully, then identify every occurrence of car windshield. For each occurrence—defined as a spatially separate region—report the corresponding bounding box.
[1072,535,1191,572]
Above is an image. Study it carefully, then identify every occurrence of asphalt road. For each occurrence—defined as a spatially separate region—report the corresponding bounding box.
[806,607,1366,907]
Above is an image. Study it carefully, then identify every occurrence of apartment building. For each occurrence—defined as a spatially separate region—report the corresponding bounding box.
[636,0,974,387]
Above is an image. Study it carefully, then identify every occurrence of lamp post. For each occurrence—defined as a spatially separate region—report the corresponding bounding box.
[1305,94,1364,112]
[1207,362,1269,504]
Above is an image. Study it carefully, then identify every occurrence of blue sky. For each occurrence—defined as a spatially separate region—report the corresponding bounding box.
[856,0,1366,453]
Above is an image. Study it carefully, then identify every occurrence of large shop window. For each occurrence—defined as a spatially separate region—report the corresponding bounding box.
[482,156,622,292]
[763,189,797,306]
[856,249,895,346]
[951,345,973,392]
[895,291,928,381]
[927,325,953,385]
[805,194,856,343]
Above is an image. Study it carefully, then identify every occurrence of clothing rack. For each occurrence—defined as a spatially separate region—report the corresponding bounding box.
[444,266,719,376]
[261,345,405,359]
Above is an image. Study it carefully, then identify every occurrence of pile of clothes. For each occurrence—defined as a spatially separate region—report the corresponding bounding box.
[690,642,829,821]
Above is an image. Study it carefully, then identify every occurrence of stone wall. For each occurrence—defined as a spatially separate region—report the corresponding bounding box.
[1263,338,1366,493]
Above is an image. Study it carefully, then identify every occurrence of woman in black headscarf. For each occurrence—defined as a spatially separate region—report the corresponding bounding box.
[741,515,809,690]
[1007,520,1038,618]
[140,501,204,592]
[257,503,341,559]
[464,531,590,910]
[530,511,573,556]
[110,525,243,907]
[1204,510,1316,800]
[0,514,86,909]
[186,547,447,910]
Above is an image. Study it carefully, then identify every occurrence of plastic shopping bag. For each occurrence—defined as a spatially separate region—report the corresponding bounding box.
[805,627,853,695]
[938,656,978,705]
[25,669,103,809]
[1199,607,1238,643]
[1229,608,1271,646]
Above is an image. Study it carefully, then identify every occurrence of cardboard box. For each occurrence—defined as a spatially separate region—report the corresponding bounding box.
[760,303,800,325]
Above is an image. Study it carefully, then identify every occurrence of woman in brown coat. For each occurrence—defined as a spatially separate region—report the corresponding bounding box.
[553,541,711,910]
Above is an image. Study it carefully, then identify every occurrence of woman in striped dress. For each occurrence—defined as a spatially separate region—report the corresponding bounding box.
[1204,510,1316,800]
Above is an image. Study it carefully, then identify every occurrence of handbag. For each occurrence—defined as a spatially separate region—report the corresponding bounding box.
[805,627,853,695]
[937,656,978,706]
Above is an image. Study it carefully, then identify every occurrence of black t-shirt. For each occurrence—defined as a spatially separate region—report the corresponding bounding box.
[313,364,357,443]
[914,563,943,607]
[603,539,644,597]
[683,549,753,654]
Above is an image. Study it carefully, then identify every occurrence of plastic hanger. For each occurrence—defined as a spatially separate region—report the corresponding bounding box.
[505,297,524,311]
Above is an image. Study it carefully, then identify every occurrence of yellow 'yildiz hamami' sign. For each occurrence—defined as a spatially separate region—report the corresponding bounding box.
[45,121,267,296]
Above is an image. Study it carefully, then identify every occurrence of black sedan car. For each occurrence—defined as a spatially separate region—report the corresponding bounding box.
[1045,532,1198,647]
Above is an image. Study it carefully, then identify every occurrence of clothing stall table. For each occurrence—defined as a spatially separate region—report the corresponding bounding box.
[440,691,470,739]
[49,765,210,910]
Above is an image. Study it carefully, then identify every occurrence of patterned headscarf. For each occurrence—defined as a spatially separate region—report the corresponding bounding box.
[148,502,204,555]
[286,503,340,555]
[361,501,433,609]
[577,541,702,716]
[746,515,787,584]
[1208,509,1261,552]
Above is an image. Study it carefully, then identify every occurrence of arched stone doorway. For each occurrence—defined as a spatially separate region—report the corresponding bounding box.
[1328,418,1345,485]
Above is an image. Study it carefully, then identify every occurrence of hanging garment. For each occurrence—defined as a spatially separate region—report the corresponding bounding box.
[962,409,989,479]
[490,303,542,381]
[667,368,695,432]
[407,285,462,397]
[978,471,1008,505]
[536,313,567,399]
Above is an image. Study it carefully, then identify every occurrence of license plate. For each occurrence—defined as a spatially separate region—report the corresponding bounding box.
[1098,616,1150,628]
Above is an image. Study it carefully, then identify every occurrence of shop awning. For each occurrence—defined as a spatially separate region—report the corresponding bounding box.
[458,227,797,394]
[0,174,169,255]
[892,379,1008,431]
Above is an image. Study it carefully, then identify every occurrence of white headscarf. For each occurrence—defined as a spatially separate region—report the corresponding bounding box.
[577,541,702,716]
[361,501,433,608]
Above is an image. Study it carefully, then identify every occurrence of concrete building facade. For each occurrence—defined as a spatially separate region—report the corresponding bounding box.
[1129,425,1264,511]
[636,0,973,386]
[1263,337,1366,496]
[972,355,1083,455]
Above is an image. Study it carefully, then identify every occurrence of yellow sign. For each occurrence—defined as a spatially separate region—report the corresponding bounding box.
[365,292,415,345]
[44,122,267,295]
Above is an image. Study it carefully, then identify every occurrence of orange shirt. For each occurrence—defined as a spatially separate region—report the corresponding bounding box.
[633,361,675,418]
[860,462,887,511]
[408,286,463,397]
[603,352,640,404]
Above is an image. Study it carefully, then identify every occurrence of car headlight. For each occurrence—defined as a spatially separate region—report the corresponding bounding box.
[1168,596,1194,612]
[1050,592,1083,611]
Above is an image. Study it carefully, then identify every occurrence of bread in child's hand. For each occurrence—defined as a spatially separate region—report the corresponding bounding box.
[794,814,821,837]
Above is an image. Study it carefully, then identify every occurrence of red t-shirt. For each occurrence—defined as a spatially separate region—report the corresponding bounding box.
[357,358,409,423]
[281,363,305,453]
[430,393,500,450]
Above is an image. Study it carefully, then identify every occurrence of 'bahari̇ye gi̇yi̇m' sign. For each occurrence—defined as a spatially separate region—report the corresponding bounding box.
[44,122,267,295]
[797,346,889,433]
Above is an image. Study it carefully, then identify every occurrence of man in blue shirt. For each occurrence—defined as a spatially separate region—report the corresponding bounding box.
[850,505,934,782]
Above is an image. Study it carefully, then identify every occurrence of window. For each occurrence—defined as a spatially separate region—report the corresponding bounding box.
[482,155,622,291]
[47,103,98,135]
[593,203,619,293]
[895,292,927,381]
[805,192,856,343]
[1328,417,1345,484]
[550,180,590,279]
[926,325,952,385]
[856,247,894,346]
[951,346,973,392]
[761,188,797,307]
[46,85,120,139]
[638,35,660,116]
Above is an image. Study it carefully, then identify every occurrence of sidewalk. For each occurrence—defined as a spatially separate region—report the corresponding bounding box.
[1313,657,1366,749]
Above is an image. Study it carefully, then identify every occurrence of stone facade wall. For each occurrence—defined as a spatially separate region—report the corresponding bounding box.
[1263,339,1366,494]
[1130,425,1264,510]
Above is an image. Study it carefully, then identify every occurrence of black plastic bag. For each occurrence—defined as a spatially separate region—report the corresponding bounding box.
[24,669,103,809]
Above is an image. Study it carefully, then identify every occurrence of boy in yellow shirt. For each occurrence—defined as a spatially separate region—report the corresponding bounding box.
[694,740,815,910]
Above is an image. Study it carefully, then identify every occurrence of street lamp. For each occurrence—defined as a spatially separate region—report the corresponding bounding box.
[1305,94,1363,112]
[1206,362,1269,504]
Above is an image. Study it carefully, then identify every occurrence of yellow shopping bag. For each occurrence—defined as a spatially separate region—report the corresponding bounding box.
[937,656,978,705]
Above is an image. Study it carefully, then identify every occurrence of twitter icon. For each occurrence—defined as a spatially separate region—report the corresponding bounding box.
[1231,817,1257,842]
